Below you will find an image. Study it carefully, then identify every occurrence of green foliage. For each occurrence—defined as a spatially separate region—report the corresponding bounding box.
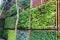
[0,4,2,9]
[3,30,8,40]
[8,30,15,40]
[4,1,56,28]
[5,10,28,28]
[30,1,56,28]
[16,30,28,40]
[18,0,30,9]
[5,0,30,17]
[58,31,60,40]
[4,15,16,28]
[18,11,29,28]
[30,30,56,40]
[5,4,16,17]
[0,30,3,37]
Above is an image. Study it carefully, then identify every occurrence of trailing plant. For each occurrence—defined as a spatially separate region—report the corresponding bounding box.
[5,0,30,17]
[5,4,16,17]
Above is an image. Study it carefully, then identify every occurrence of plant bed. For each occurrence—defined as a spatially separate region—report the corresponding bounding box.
[30,30,56,40]
[8,30,15,40]
[4,15,17,28]
[3,30,15,40]
[16,30,28,40]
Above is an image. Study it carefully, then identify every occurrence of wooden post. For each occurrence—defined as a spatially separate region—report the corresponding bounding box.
[28,0,43,40]
[58,0,60,28]
[48,0,52,2]
[56,0,59,40]
[15,0,19,40]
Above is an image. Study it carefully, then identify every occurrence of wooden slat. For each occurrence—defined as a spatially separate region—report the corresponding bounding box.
[56,31,58,40]
[28,9,31,40]
[58,0,60,28]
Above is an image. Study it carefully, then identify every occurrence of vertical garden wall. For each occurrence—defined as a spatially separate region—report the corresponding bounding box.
[0,0,59,40]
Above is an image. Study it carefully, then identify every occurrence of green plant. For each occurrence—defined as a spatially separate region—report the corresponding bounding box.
[5,0,30,17]
[4,15,16,28]
[16,30,28,40]
[0,30,3,37]
[5,4,16,17]
[30,1,56,28]
[4,1,56,28]
[3,30,8,40]
[4,10,28,28]
[58,31,60,40]
[8,30,15,40]
[18,10,29,28]
[30,30,56,40]
[17,0,30,9]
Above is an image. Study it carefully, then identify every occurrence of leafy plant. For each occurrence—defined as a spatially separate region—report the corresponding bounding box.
[17,0,30,9]
[3,30,8,40]
[18,10,29,28]
[4,15,16,28]
[30,30,56,40]
[4,1,56,28]
[58,30,60,40]
[16,30,28,40]
[0,30,3,37]
[8,30,15,40]
[30,1,56,28]
[5,4,16,17]
[4,10,28,28]
[4,0,30,17]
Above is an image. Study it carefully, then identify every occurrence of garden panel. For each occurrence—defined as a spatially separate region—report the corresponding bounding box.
[30,1,56,29]
[30,30,56,40]
[16,30,28,40]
